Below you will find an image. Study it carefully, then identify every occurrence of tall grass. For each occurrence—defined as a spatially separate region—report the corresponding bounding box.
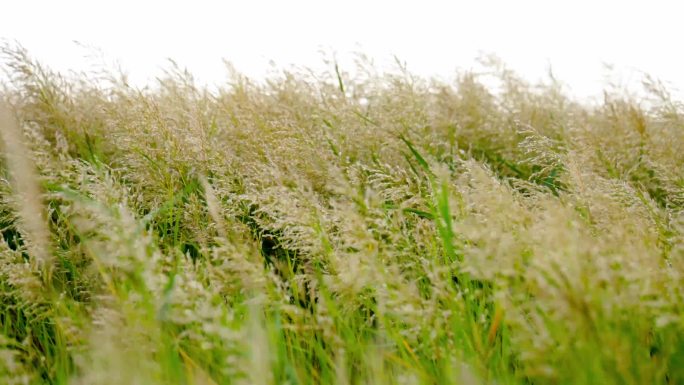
[1,42,683,384]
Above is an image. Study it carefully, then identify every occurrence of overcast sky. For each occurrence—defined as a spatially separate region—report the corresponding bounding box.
[1,0,682,99]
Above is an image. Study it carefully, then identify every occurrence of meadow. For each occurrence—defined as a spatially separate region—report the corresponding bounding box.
[1,43,683,384]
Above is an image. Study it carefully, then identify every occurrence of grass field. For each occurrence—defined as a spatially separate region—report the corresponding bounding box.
[1,43,683,384]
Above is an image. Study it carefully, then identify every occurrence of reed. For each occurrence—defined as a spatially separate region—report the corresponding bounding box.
[1,42,683,384]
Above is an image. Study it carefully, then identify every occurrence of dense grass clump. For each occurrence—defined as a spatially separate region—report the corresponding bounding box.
[1,43,684,384]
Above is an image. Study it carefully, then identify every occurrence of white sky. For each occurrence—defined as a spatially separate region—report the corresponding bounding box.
[1,0,683,100]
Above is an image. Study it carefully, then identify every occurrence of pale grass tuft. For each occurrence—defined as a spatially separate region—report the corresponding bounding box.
[0,102,52,270]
